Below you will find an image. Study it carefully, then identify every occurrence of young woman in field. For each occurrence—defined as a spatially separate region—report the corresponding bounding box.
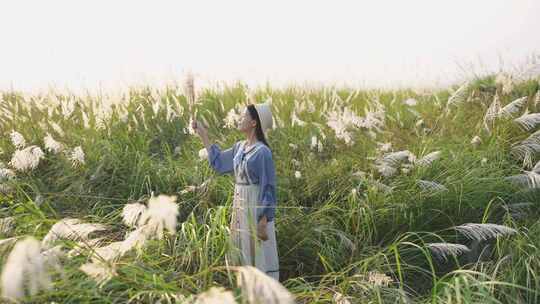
[192,102,280,281]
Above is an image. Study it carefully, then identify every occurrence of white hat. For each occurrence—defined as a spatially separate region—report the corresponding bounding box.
[254,103,273,136]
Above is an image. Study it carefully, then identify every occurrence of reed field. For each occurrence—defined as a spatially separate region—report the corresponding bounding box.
[1,73,540,303]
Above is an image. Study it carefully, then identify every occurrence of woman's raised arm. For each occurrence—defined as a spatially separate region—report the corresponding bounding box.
[207,142,238,174]
[192,119,238,175]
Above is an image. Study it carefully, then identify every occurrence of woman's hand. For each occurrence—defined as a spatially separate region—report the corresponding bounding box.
[257,215,269,241]
[192,119,208,140]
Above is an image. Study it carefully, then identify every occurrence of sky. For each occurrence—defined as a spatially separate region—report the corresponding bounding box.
[0,0,539,92]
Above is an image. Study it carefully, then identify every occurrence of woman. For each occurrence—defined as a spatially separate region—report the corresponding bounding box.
[191,102,280,280]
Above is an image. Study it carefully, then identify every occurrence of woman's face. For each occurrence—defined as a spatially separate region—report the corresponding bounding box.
[237,108,256,133]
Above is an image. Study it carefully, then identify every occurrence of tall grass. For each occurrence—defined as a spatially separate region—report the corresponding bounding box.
[0,75,539,303]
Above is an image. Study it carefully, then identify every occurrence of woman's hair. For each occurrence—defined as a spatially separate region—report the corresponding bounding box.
[246,104,270,148]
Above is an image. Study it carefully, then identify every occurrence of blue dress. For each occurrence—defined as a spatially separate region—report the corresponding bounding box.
[207,140,280,280]
[207,140,277,222]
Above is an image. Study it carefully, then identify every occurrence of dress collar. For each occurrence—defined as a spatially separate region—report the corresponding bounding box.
[243,140,261,154]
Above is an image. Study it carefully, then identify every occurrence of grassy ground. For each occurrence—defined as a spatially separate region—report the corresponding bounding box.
[1,75,540,303]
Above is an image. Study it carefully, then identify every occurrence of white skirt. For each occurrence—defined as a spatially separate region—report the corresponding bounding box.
[227,184,280,281]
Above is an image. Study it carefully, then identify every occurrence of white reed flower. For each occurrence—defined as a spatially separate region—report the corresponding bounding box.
[453,223,517,241]
[371,180,393,194]
[34,193,45,206]
[224,108,243,129]
[186,117,196,135]
[514,112,540,131]
[310,136,323,152]
[121,203,147,228]
[375,162,397,178]
[198,148,208,161]
[174,146,182,155]
[317,141,323,153]
[91,241,124,263]
[446,82,470,108]
[151,100,160,117]
[340,131,353,146]
[90,224,154,265]
[481,157,488,165]
[426,243,470,262]
[165,103,179,122]
[60,98,75,117]
[235,266,295,304]
[50,122,65,137]
[352,170,366,179]
[483,93,502,131]
[362,106,385,132]
[39,121,49,133]
[417,180,448,194]
[9,145,45,172]
[376,142,392,153]
[180,185,197,195]
[381,150,416,166]
[510,131,540,167]
[184,71,196,107]
[137,195,179,239]
[79,262,117,285]
[499,96,527,118]
[401,166,411,174]
[120,225,152,253]
[69,146,85,167]
[272,115,282,129]
[10,130,26,149]
[471,135,482,147]
[333,291,352,304]
[291,110,306,127]
[180,179,211,195]
[288,143,298,150]
[1,237,51,301]
[33,146,44,159]
[368,271,393,287]
[0,168,15,181]
[495,72,514,95]
[40,245,64,274]
[506,170,540,189]
[0,217,15,235]
[310,136,318,150]
[82,111,90,129]
[194,287,236,304]
[0,184,12,194]
[532,160,540,174]
[42,218,106,247]
[326,109,356,145]
[404,98,417,106]
[44,133,64,154]
[294,171,302,179]
[374,150,416,178]
[415,151,442,167]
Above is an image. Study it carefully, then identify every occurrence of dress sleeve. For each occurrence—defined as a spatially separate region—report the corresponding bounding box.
[207,141,238,175]
[257,147,277,222]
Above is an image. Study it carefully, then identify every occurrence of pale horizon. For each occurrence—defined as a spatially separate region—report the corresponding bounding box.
[1,0,539,93]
